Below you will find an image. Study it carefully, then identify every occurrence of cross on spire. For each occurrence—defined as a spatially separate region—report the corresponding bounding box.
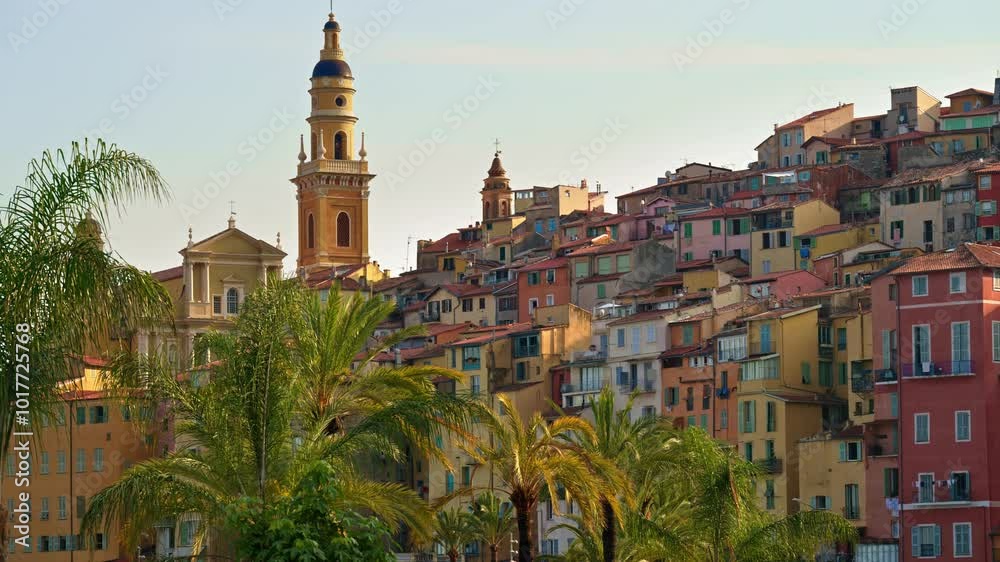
[494,138,502,155]
[229,200,237,216]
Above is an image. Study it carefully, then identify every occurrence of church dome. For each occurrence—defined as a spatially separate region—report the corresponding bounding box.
[488,152,506,177]
[324,19,341,32]
[312,59,353,79]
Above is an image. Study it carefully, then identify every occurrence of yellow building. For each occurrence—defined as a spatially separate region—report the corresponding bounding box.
[3,358,159,561]
[423,284,497,326]
[796,428,866,527]
[292,13,375,273]
[794,223,878,273]
[736,305,849,515]
[750,199,840,276]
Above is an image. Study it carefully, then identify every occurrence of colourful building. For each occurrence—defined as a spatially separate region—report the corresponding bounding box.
[517,257,571,322]
[749,199,841,276]
[677,207,751,262]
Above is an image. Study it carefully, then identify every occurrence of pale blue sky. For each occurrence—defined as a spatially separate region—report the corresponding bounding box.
[3,0,999,274]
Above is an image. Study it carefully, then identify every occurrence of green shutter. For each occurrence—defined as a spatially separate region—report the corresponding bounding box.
[749,401,756,433]
[839,442,847,462]
[727,220,734,235]
[684,223,693,238]
[741,218,750,232]
[712,220,721,235]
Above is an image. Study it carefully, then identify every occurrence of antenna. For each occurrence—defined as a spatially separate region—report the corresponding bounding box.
[405,235,414,272]
[228,200,237,216]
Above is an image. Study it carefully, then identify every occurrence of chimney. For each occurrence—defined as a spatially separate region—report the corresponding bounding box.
[994,76,1000,107]
[581,178,588,190]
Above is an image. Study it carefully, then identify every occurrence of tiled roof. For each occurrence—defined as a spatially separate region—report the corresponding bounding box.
[799,223,857,237]
[853,114,886,122]
[833,142,884,152]
[763,390,846,406]
[976,164,1000,174]
[423,322,477,337]
[437,283,495,298]
[945,88,994,98]
[577,273,624,284]
[567,240,638,257]
[778,104,852,130]
[880,161,983,189]
[152,266,183,282]
[446,322,533,347]
[740,270,810,285]
[659,344,708,359]
[878,130,929,143]
[682,206,751,220]
[727,190,762,201]
[940,104,1000,118]
[516,256,568,272]
[745,305,819,321]
[421,232,480,253]
[607,309,670,326]
[891,243,1000,275]
[801,135,852,149]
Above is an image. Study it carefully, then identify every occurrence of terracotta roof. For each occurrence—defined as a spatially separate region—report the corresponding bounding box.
[833,142,884,152]
[740,270,812,285]
[878,130,928,143]
[577,273,624,284]
[891,243,1000,275]
[940,104,1000,118]
[659,344,708,359]
[744,305,819,321]
[945,88,995,98]
[373,276,419,292]
[726,190,762,201]
[607,309,671,326]
[421,232,479,253]
[976,164,1000,175]
[880,161,983,189]
[446,323,533,347]
[423,322,477,337]
[567,240,638,257]
[495,381,542,393]
[799,223,858,237]
[516,256,568,272]
[437,283,495,298]
[371,346,446,364]
[777,104,852,130]
[682,206,751,220]
[654,274,683,287]
[801,136,852,149]
[763,390,846,406]
[61,390,109,401]
[617,177,699,199]
[152,266,183,282]
[853,114,886,122]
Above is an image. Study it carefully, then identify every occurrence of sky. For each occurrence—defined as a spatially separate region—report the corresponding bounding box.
[3,0,1000,275]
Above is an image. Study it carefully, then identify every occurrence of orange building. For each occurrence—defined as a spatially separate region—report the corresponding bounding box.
[516,257,571,323]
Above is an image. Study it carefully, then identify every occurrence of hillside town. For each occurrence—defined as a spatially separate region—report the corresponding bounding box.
[8,10,1000,562]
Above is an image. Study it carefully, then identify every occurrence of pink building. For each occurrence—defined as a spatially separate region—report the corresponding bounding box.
[677,207,751,262]
[738,269,827,301]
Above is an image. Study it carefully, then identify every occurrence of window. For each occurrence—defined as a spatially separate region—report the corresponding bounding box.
[765,401,776,432]
[801,362,811,384]
[915,413,930,444]
[819,362,832,387]
[953,522,972,557]
[93,448,103,472]
[980,175,992,190]
[226,287,240,314]
[631,327,641,354]
[762,232,771,249]
[461,465,472,487]
[818,325,831,345]
[336,212,351,247]
[913,324,931,367]
[545,268,555,284]
[76,496,85,519]
[58,496,67,520]
[597,256,612,275]
[682,325,694,345]
[884,468,899,497]
[574,261,589,278]
[616,329,625,348]
[712,220,721,235]
[836,327,847,350]
[720,409,728,429]
[839,441,862,462]
[596,284,606,299]
[765,479,775,509]
[527,272,540,286]
[306,213,315,248]
[75,449,86,473]
[918,473,935,503]
[955,411,971,442]
[179,520,197,547]
[545,294,555,306]
[739,400,756,433]
[951,472,971,502]
[462,298,473,312]
[913,524,941,558]
[912,275,928,296]
[461,346,481,371]
[811,496,830,510]
[950,272,966,293]
[213,295,222,314]
[446,472,455,493]
[743,441,753,462]
[952,322,970,373]
[616,254,631,273]
[40,497,49,521]
[844,484,860,519]
[646,324,656,343]
[683,222,693,239]
[56,450,66,474]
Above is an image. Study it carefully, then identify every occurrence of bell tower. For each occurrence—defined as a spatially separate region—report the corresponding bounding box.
[292,12,374,273]
[481,150,512,223]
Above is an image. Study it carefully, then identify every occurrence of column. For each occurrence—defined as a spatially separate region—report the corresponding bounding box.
[203,262,211,303]
[184,261,194,303]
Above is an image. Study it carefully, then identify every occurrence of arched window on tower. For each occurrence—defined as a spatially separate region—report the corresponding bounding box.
[501,201,509,216]
[334,132,347,160]
[337,212,351,247]
[484,201,491,219]
[310,133,318,160]
[306,213,315,249]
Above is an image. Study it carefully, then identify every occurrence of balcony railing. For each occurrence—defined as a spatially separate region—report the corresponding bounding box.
[867,443,898,457]
[843,506,861,520]
[753,219,794,231]
[620,379,656,394]
[754,457,783,474]
[561,378,608,395]
[902,360,974,378]
[819,345,834,359]
[718,349,747,362]
[748,341,777,356]
[875,369,897,383]
[851,372,874,393]
[572,350,607,363]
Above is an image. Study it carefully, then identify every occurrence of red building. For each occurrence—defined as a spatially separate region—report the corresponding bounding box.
[882,244,1000,561]
[516,256,570,322]
[975,165,1000,243]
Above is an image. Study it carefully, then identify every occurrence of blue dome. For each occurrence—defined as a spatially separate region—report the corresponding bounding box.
[324,20,341,31]
[312,59,353,79]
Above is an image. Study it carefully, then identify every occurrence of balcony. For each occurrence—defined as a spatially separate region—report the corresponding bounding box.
[561,378,608,396]
[753,219,794,231]
[902,360,974,379]
[843,506,861,520]
[754,457,783,474]
[875,369,897,383]
[851,371,874,393]
[296,158,370,176]
[571,350,607,363]
[421,310,440,323]
[619,378,656,395]
[718,348,747,362]
[867,443,898,457]
[748,341,777,357]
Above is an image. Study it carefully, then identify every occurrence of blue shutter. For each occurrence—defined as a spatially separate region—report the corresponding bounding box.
[911,526,920,557]
[839,442,847,462]
[933,525,941,557]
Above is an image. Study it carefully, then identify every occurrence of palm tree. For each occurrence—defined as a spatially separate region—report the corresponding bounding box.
[566,388,676,562]
[82,281,484,556]
[0,140,173,560]
[478,394,624,562]
[469,492,515,562]
[434,508,477,562]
